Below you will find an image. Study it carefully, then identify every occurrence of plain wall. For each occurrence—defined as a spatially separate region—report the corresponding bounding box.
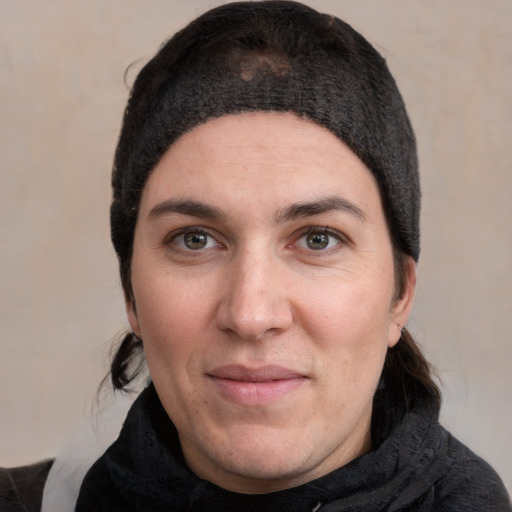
[1,0,510,492]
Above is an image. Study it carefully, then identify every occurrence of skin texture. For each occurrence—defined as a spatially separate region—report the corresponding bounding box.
[127,112,416,493]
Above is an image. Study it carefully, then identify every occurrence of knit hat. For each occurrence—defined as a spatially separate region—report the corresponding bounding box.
[111,1,420,292]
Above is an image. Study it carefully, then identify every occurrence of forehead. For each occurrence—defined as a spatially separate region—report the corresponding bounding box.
[139,112,383,223]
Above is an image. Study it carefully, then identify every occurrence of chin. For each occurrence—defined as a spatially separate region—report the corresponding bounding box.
[210,451,313,493]
[188,422,328,492]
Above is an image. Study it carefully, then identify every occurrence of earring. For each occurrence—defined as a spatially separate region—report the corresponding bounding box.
[397,323,404,333]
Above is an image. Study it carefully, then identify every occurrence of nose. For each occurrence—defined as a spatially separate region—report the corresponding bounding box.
[216,249,293,341]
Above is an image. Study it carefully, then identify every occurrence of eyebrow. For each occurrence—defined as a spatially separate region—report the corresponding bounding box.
[148,200,226,220]
[147,195,367,224]
[275,196,367,223]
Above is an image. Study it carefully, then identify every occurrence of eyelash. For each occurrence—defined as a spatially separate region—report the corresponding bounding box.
[164,225,347,255]
[292,226,346,253]
[164,227,222,253]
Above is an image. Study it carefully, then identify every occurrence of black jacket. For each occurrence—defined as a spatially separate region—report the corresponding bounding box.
[0,460,53,512]
[76,384,511,511]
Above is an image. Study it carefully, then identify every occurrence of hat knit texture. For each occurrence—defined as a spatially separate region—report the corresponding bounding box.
[111,1,420,273]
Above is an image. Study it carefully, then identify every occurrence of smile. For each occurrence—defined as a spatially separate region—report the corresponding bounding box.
[208,365,307,406]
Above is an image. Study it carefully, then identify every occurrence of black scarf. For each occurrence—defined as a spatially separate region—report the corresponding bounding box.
[76,384,510,512]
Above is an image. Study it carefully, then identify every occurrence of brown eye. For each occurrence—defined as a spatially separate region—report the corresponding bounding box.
[184,232,209,250]
[172,229,219,251]
[295,228,343,252]
[306,232,330,250]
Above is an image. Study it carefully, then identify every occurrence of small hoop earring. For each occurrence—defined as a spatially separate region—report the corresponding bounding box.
[397,323,404,333]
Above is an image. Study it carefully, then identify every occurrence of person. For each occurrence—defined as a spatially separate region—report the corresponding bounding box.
[1,1,510,511]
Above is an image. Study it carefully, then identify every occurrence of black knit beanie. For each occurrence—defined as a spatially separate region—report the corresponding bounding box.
[111,1,420,292]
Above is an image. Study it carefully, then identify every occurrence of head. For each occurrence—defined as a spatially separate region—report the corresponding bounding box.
[108,0,440,493]
[111,0,420,294]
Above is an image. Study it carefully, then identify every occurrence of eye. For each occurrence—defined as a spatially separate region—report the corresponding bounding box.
[295,227,342,251]
[172,229,220,251]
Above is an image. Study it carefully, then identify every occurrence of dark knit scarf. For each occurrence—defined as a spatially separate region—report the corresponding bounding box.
[76,384,510,512]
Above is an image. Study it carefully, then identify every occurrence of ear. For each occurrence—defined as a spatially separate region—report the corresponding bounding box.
[126,295,142,338]
[388,257,417,348]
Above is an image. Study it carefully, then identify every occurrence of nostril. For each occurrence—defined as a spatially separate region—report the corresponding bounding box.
[216,294,293,341]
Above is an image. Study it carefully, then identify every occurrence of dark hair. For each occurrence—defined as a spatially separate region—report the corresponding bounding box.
[107,1,441,414]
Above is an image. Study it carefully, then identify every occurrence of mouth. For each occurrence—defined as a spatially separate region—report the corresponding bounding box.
[207,364,308,406]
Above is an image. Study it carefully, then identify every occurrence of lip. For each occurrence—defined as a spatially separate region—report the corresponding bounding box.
[208,364,307,406]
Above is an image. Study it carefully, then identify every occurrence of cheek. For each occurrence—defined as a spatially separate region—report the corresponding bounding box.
[302,275,393,343]
[299,275,392,390]
[132,278,214,419]
[130,270,213,372]
[133,256,216,330]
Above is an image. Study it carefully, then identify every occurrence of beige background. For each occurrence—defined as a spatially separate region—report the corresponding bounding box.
[1,0,511,493]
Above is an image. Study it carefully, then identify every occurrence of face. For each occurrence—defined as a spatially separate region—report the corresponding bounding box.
[128,112,415,493]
